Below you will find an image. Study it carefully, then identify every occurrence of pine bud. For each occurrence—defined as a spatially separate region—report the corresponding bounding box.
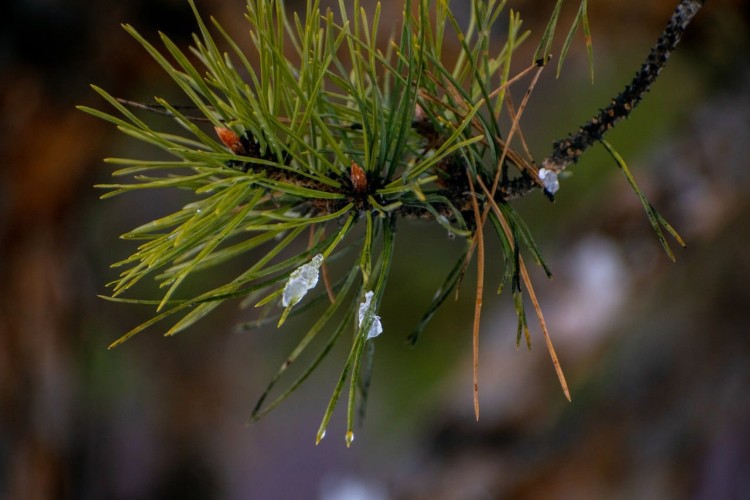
[214,127,246,155]
[350,161,367,192]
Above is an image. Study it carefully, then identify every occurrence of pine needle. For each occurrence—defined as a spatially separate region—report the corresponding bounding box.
[519,257,571,401]
[479,178,571,402]
[466,169,485,421]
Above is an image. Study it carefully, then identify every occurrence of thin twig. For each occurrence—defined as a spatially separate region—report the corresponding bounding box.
[543,0,707,172]
[469,0,709,202]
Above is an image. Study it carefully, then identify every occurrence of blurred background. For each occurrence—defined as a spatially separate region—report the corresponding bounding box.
[1,0,749,498]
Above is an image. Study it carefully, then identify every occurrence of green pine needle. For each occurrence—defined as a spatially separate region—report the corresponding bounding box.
[601,139,686,261]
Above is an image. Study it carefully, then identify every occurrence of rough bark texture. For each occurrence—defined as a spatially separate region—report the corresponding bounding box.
[542,0,708,172]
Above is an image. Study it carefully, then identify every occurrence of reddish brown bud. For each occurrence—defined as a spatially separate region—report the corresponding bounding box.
[350,161,367,193]
[214,127,246,154]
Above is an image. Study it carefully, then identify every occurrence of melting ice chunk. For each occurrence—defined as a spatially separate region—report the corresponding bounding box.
[282,254,324,307]
[358,291,383,339]
[538,167,560,195]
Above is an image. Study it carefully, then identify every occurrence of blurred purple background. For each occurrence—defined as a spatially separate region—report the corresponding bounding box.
[1,0,749,498]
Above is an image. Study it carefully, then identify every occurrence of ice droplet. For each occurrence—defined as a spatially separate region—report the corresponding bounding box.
[345,431,355,447]
[358,291,383,339]
[282,254,324,307]
[538,167,560,195]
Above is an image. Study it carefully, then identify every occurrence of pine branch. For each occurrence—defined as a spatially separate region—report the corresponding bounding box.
[540,0,707,174]
[134,0,708,218]
[82,0,706,444]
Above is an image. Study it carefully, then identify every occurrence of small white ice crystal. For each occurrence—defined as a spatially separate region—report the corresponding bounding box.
[538,167,560,195]
[282,254,324,308]
[358,291,383,339]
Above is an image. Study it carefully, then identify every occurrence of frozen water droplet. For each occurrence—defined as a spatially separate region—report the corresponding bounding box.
[282,254,324,308]
[358,291,383,339]
[282,281,307,305]
[366,318,383,339]
[345,431,355,446]
[538,167,560,195]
